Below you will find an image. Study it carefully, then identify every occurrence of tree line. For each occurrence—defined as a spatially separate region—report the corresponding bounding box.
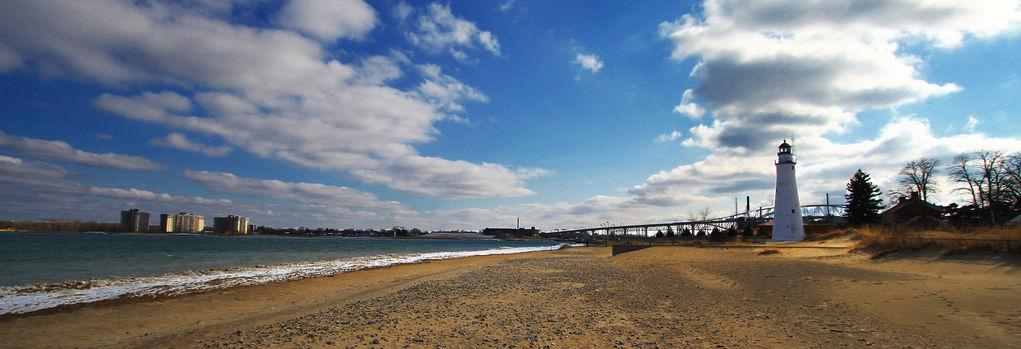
[844,149,1021,227]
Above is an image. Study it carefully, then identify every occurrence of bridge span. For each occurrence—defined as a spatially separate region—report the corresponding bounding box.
[545,204,845,240]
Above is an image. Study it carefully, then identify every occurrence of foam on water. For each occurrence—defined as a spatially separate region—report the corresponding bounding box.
[0,244,564,315]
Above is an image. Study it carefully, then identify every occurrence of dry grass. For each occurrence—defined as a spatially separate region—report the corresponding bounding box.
[758,249,781,256]
[803,230,859,242]
[853,226,1021,255]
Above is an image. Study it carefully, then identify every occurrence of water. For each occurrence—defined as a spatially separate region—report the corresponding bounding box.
[0,232,561,314]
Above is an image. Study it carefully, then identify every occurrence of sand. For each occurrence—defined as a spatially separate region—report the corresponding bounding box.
[1,244,1019,348]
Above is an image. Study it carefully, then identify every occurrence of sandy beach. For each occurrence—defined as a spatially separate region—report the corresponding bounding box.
[2,244,1019,348]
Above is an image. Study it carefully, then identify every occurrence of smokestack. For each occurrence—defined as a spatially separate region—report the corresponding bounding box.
[516,217,520,229]
[746,196,750,217]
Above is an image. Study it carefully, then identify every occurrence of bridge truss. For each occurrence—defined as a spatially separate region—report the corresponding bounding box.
[544,204,845,240]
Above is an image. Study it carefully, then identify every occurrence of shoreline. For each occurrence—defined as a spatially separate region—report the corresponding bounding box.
[0,248,570,348]
[0,243,565,316]
[2,244,1019,348]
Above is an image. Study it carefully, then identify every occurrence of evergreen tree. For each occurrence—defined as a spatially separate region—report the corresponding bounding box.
[844,169,884,225]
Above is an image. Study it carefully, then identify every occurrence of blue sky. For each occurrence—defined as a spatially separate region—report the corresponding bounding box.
[1,0,1020,230]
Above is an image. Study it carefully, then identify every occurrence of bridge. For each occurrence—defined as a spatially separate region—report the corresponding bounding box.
[544,204,846,240]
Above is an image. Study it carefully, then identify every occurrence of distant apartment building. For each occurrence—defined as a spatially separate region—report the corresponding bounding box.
[157,214,174,233]
[171,212,205,233]
[213,215,249,235]
[120,209,150,232]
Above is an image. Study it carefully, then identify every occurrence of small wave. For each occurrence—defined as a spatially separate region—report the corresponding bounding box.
[0,244,563,315]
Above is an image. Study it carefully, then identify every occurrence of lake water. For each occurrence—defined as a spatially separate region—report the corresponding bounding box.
[0,232,561,314]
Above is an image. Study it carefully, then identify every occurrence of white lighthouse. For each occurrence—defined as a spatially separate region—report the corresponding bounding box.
[772,140,804,241]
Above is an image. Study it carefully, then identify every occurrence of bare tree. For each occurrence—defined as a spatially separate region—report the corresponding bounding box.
[1004,153,1021,205]
[975,150,1007,224]
[687,206,712,221]
[687,207,714,235]
[897,157,940,202]
[948,154,980,207]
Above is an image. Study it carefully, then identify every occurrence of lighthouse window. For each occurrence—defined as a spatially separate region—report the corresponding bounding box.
[791,209,795,214]
[791,165,795,170]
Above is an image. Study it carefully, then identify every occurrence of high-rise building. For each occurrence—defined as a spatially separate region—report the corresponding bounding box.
[213,215,249,235]
[772,140,804,241]
[120,209,150,232]
[171,212,205,233]
[158,214,174,233]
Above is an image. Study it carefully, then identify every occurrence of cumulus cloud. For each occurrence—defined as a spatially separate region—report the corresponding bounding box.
[0,131,162,170]
[0,1,541,198]
[655,0,1021,152]
[150,132,232,157]
[277,0,376,42]
[405,3,501,58]
[574,53,604,74]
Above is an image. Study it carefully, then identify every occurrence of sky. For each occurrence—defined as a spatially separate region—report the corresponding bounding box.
[1,0,1020,230]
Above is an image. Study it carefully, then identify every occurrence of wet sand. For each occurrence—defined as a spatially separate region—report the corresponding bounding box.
[2,245,1019,348]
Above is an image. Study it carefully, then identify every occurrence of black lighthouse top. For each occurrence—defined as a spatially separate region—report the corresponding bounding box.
[778,140,792,154]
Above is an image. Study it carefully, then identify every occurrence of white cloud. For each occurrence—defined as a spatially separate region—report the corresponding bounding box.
[87,187,233,205]
[414,64,489,114]
[0,131,162,170]
[0,44,22,72]
[184,170,403,210]
[499,0,516,12]
[655,131,683,143]
[150,132,232,157]
[277,0,376,42]
[0,155,233,221]
[405,3,501,57]
[673,89,705,119]
[0,1,541,199]
[655,0,1021,152]
[965,115,980,132]
[574,53,604,74]
[393,2,413,22]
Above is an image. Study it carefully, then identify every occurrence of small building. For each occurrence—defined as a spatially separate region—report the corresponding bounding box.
[120,209,150,232]
[213,215,249,235]
[881,192,944,230]
[481,227,539,238]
